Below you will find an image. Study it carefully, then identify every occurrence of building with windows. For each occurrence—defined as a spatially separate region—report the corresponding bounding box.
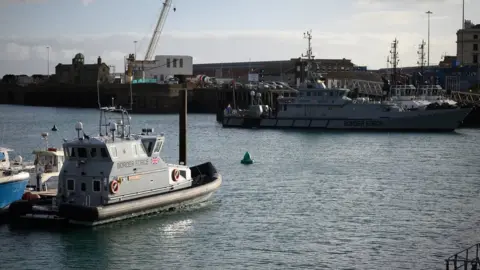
[128,55,193,83]
[457,20,480,66]
[192,58,358,83]
[55,53,110,84]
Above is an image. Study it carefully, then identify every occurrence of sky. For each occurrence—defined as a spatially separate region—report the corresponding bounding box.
[0,0,478,76]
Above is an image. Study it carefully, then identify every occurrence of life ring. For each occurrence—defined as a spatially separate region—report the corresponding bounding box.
[110,180,119,194]
[171,169,180,182]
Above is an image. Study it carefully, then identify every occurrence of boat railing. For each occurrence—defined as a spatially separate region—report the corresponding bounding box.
[445,243,480,270]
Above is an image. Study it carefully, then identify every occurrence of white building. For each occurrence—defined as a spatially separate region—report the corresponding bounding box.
[457,20,480,66]
[131,55,193,83]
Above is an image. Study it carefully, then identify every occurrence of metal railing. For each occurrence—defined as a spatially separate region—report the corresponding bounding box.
[446,243,480,270]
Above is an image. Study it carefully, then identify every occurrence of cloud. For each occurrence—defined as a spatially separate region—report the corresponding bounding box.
[0,0,92,6]
[1,0,474,75]
[0,27,459,76]
[81,0,94,6]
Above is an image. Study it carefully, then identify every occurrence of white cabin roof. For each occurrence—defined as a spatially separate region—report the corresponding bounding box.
[32,149,65,157]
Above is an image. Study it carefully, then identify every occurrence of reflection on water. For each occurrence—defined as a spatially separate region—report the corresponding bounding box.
[162,219,194,237]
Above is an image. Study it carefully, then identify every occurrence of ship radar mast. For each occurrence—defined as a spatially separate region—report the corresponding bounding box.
[302,30,314,61]
[96,71,132,140]
[300,30,321,83]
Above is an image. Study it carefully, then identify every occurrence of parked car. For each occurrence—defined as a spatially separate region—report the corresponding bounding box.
[275,81,290,88]
[258,82,270,89]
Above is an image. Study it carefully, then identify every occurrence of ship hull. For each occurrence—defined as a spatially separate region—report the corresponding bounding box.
[8,162,221,227]
[222,108,472,132]
[0,173,29,209]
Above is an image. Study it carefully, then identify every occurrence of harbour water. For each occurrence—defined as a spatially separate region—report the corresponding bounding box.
[1,104,480,269]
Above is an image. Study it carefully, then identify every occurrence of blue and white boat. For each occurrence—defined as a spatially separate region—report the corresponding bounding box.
[0,148,31,209]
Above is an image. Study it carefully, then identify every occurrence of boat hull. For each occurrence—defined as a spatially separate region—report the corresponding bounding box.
[8,162,222,227]
[0,172,29,209]
[222,108,472,132]
[61,174,222,226]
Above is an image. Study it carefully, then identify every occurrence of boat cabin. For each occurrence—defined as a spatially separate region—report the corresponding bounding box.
[0,147,12,171]
[33,147,64,174]
[390,85,417,100]
[417,84,444,98]
[58,131,168,207]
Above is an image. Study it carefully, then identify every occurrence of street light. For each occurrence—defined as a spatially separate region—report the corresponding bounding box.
[46,46,50,76]
[426,11,433,67]
[134,41,137,60]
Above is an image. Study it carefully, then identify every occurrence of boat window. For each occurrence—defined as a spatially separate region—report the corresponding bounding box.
[141,138,156,157]
[67,179,75,191]
[81,182,86,192]
[100,148,109,158]
[307,92,311,96]
[283,105,287,111]
[77,148,87,158]
[90,148,97,158]
[70,148,76,157]
[93,180,101,192]
[330,92,333,96]
[154,141,163,153]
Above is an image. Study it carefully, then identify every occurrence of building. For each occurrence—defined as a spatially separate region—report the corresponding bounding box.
[16,75,33,86]
[55,53,110,84]
[192,58,357,83]
[457,20,480,66]
[127,55,193,83]
[439,56,458,68]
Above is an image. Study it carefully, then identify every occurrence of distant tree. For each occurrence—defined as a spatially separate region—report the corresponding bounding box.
[1,74,16,84]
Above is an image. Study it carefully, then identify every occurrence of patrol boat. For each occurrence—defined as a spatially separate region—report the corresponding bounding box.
[221,32,471,131]
[9,89,222,226]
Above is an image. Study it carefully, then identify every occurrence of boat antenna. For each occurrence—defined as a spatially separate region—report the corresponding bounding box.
[301,30,315,81]
[97,79,101,109]
[302,30,313,61]
[127,76,133,111]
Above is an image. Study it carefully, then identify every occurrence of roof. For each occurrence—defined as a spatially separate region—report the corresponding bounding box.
[32,149,65,156]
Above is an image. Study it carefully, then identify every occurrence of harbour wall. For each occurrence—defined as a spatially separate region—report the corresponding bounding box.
[0,83,218,114]
[1,83,479,127]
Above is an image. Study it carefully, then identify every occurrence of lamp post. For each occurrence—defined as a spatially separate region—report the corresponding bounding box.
[46,46,50,76]
[134,41,137,60]
[426,11,433,67]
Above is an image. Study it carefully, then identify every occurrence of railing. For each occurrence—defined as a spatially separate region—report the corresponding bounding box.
[450,91,480,103]
[446,243,480,270]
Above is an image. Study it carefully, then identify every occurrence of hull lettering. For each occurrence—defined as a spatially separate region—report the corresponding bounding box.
[344,120,383,127]
[117,159,150,169]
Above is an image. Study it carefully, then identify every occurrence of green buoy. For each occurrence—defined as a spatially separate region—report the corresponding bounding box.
[241,151,254,165]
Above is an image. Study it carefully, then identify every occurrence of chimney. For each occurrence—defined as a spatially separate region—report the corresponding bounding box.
[97,56,101,65]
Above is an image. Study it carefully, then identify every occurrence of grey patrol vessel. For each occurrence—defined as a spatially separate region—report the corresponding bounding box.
[9,102,222,226]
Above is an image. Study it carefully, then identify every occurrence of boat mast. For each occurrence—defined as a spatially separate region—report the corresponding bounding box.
[417,40,426,88]
[303,30,313,61]
[389,38,399,87]
[301,30,314,80]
